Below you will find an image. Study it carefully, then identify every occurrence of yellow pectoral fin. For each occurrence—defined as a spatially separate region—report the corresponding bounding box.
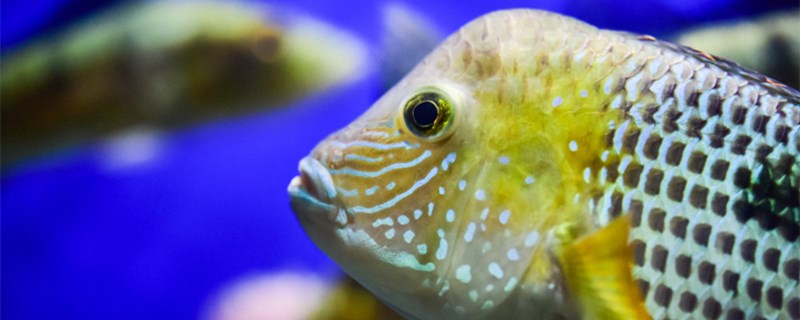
[558,215,651,320]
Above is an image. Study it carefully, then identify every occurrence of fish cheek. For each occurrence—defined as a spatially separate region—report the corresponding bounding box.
[489,139,566,213]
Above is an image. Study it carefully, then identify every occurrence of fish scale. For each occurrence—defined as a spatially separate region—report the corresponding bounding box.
[589,30,799,319]
[290,9,799,319]
[485,12,799,319]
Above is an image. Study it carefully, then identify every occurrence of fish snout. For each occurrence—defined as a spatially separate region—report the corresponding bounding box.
[288,156,339,221]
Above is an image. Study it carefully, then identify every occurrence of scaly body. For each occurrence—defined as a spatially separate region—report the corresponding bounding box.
[290,10,799,319]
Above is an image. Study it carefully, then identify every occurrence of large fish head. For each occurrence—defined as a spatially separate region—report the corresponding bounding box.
[290,9,599,319]
[288,76,484,317]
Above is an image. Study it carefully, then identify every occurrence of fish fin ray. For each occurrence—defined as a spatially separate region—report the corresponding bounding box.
[558,215,651,320]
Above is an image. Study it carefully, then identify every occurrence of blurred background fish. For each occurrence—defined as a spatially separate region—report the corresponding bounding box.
[675,10,800,90]
[1,1,368,166]
[1,1,798,320]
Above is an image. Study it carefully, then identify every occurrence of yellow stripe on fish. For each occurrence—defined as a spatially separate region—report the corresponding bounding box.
[289,9,800,320]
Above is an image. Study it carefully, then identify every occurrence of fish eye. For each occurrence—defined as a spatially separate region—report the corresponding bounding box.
[402,89,455,139]
[411,100,438,128]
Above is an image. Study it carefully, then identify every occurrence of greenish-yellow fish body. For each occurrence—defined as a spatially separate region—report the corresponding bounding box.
[289,9,799,319]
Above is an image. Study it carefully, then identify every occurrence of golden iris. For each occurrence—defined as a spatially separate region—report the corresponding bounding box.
[403,90,454,139]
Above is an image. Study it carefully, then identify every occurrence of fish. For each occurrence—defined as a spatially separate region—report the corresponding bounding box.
[310,277,405,320]
[289,9,799,319]
[674,10,800,90]
[1,1,366,167]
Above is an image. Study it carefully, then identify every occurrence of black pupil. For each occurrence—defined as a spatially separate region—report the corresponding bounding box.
[412,101,439,128]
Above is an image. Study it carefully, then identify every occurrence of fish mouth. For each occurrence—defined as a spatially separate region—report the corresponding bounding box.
[288,156,338,212]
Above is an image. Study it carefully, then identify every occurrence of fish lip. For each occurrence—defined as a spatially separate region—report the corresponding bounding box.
[288,156,338,212]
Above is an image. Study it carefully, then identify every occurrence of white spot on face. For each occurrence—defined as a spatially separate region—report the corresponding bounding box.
[488,263,504,279]
[480,224,487,232]
[569,140,578,152]
[456,265,472,283]
[458,180,466,191]
[397,215,410,225]
[524,231,540,247]
[504,277,518,292]
[507,248,519,261]
[469,290,478,302]
[403,230,415,243]
[436,240,448,260]
[480,208,489,220]
[464,222,476,242]
[372,217,394,227]
[386,182,396,190]
[436,229,448,260]
[580,89,588,98]
[552,96,563,107]
[365,186,379,195]
[482,300,494,310]
[414,209,423,220]
[474,189,486,201]
[438,186,445,195]
[574,194,581,203]
[525,176,535,185]
[482,242,492,253]
[427,202,434,216]
[385,228,396,239]
[441,152,457,171]
[498,156,510,165]
[417,244,427,254]
[446,209,455,222]
[498,210,511,225]
[583,167,592,183]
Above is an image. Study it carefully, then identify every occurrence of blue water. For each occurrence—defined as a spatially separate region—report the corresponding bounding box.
[2,1,797,319]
